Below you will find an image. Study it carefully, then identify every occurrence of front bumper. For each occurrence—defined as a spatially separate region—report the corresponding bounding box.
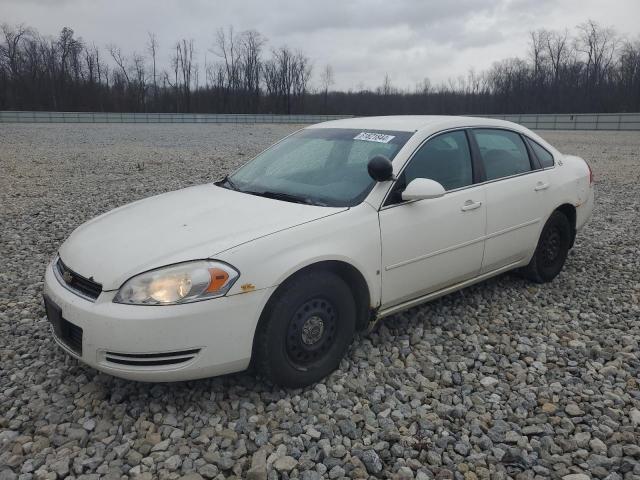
[43,259,275,382]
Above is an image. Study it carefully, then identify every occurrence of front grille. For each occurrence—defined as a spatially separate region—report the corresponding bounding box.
[104,349,201,367]
[56,257,102,301]
[58,318,83,355]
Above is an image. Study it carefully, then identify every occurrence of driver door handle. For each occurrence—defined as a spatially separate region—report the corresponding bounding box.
[534,182,550,191]
[461,200,482,212]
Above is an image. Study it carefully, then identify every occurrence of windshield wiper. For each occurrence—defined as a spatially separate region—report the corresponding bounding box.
[244,189,327,206]
[218,175,239,191]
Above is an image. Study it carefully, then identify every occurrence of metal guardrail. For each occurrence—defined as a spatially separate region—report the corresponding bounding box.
[0,111,352,124]
[480,112,640,131]
[0,111,639,130]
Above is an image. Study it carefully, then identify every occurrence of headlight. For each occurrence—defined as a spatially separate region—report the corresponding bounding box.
[113,261,239,305]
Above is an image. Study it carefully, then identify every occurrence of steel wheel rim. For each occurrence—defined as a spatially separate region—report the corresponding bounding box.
[541,226,562,264]
[285,297,337,368]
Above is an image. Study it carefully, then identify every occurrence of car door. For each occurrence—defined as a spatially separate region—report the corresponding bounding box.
[470,128,552,274]
[379,129,486,308]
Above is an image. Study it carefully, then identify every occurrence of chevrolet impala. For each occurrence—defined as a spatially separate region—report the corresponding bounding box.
[43,116,594,387]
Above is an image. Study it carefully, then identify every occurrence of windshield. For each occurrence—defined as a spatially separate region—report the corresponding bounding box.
[224,128,413,207]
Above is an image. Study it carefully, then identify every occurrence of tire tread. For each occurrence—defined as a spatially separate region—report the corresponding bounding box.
[521,210,571,283]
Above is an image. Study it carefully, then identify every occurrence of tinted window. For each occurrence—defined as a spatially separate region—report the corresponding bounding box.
[403,130,473,191]
[528,138,554,168]
[474,129,532,180]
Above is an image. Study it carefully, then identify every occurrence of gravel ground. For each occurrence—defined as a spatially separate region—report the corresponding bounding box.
[1,124,639,480]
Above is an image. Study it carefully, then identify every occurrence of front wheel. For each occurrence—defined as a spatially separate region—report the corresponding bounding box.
[521,211,571,283]
[254,271,356,387]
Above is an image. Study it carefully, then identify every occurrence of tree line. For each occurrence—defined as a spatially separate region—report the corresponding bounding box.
[1,20,638,115]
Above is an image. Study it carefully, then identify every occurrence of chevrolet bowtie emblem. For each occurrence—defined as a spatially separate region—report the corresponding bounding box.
[62,270,73,284]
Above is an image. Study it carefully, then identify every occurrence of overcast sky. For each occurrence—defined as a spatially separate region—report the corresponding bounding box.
[2,0,639,91]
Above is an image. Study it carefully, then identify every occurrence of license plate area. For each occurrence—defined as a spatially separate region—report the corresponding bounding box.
[43,294,83,356]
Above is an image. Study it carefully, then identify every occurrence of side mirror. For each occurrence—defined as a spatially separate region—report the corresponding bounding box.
[401,178,446,201]
[367,155,394,182]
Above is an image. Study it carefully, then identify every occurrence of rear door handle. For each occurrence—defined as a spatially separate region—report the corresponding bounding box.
[534,182,550,191]
[461,200,482,211]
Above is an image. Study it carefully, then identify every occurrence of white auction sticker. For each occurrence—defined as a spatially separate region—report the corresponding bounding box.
[353,132,395,143]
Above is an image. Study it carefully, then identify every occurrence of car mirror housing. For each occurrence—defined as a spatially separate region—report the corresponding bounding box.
[401,178,446,201]
[367,155,394,182]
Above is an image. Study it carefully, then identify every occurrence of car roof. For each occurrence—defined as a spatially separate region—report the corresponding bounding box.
[309,115,525,134]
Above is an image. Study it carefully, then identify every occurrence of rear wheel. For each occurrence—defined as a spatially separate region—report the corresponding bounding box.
[254,271,356,387]
[521,211,571,283]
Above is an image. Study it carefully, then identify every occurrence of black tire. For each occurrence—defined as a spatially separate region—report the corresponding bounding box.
[254,271,356,388]
[521,211,571,283]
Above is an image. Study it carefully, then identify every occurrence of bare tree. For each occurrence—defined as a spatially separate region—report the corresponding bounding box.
[576,20,618,86]
[59,27,82,83]
[619,40,640,85]
[546,29,571,84]
[415,77,431,95]
[319,63,334,112]
[262,57,278,102]
[529,30,548,81]
[273,46,294,113]
[380,73,394,95]
[212,26,241,110]
[132,52,147,110]
[292,51,312,103]
[240,29,265,110]
[0,23,29,77]
[147,32,158,100]
[177,39,194,111]
[108,44,130,85]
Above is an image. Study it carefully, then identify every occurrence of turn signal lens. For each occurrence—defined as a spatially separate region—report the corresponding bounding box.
[207,268,230,293]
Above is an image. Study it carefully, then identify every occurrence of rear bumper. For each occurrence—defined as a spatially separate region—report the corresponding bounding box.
[576,185,595,231]
[43,259,275,382]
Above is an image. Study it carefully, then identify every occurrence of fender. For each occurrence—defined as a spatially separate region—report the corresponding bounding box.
[216,202,383,308]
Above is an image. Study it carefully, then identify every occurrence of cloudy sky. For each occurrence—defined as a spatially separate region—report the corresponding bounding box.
[3,0,639,90]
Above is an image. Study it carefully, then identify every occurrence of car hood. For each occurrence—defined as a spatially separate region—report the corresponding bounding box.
[58,184,345,290]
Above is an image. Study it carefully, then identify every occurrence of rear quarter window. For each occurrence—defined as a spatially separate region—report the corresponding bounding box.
[527,138,555,168]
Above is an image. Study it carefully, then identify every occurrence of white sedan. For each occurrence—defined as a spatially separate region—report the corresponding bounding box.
[43,116,594,387]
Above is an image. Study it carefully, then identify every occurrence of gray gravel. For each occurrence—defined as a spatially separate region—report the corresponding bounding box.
[1,124,639,480]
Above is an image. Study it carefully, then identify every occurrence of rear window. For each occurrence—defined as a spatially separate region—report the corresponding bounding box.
[528,139,555,168]
[473,129,532,181]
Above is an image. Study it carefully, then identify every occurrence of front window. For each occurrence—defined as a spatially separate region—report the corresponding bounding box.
[223,128,413,207]
[386,130,474,205]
